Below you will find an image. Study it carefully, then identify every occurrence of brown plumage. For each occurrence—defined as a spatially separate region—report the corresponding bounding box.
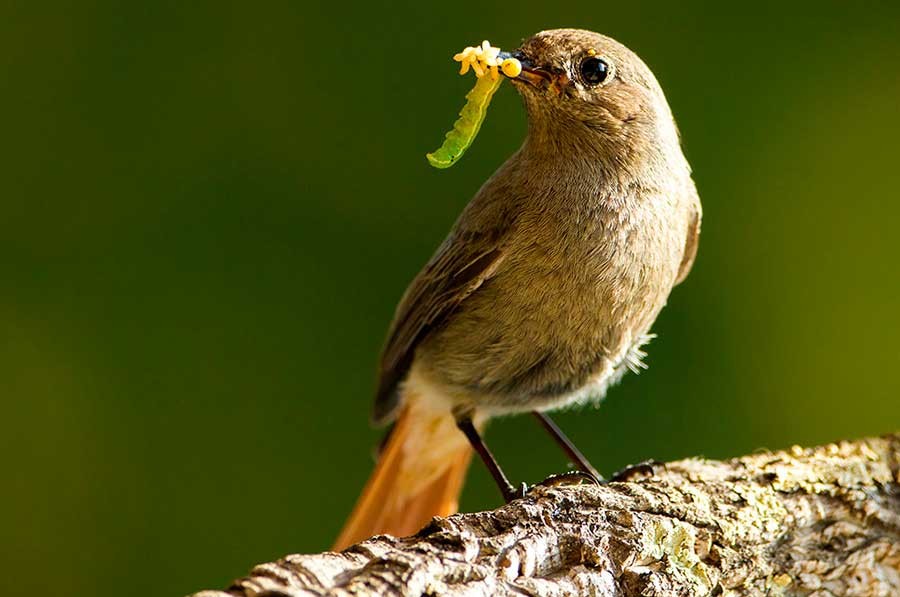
[334,28,701,550]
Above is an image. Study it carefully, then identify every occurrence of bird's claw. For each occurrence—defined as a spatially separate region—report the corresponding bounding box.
[502,481,529,503]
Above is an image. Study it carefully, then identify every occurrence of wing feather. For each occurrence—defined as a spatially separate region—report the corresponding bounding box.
[372,228,506,424]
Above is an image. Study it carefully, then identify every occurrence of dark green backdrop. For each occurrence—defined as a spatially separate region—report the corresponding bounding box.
[3,2,898,596]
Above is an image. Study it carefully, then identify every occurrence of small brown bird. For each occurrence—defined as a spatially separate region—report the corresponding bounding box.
[334,28,701,549]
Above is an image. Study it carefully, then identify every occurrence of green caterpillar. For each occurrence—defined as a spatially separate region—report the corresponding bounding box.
[426,74,503,169]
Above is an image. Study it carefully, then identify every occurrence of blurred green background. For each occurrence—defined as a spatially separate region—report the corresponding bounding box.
[3,2,899,595]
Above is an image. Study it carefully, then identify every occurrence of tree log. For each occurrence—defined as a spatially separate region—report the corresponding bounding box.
[193,433,900,596]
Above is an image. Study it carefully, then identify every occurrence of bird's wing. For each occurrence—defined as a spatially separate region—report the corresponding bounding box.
[372,225,507,424]
[675,195,702,285]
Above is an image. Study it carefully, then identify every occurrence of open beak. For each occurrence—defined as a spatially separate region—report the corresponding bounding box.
[499,51,555,87]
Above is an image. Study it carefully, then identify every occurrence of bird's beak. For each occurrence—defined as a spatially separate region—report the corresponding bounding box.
[500,51,554,87]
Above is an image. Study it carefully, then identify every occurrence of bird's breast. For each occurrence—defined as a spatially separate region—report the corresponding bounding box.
[416,189,688,414]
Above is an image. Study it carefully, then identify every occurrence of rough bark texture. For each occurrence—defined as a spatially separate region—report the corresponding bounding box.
[193,434,900,597]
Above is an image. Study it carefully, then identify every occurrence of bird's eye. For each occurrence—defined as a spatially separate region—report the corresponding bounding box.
[580,57,609,86]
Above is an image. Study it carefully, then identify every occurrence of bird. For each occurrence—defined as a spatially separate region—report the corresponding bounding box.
[334,28,701,550]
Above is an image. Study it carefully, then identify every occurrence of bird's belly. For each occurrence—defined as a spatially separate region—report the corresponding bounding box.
[417,247,675,414]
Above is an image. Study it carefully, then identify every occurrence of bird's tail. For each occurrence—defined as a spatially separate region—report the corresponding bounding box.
[332,398,473,550]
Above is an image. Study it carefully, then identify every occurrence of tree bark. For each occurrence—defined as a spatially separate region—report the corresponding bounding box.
[193,433,900,597]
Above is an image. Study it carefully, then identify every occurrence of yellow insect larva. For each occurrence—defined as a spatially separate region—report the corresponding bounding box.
[501,58,522,78]
[426,74,503,169]
[426,42,522,169]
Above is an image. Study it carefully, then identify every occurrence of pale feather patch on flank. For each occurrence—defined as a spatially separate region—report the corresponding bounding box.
[396,365,485,497]
[563,332,657,410]
[622,333,656,374]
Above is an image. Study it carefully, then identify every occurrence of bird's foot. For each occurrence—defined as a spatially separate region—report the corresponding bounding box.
[508,463,661,501]
[503,471,602,503]
[528,470,604,493]
[609,459,664,482]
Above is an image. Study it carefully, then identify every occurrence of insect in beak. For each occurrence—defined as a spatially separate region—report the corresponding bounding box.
[501,51,560,91]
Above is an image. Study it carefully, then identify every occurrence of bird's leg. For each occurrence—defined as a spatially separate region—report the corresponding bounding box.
[455,416,525,503]
[532,412,603,482]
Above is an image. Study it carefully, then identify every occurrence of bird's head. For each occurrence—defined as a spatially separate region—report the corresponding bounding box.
[505,29,684,172]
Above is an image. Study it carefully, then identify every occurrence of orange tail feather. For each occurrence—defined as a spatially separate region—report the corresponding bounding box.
[333,404,472,550]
